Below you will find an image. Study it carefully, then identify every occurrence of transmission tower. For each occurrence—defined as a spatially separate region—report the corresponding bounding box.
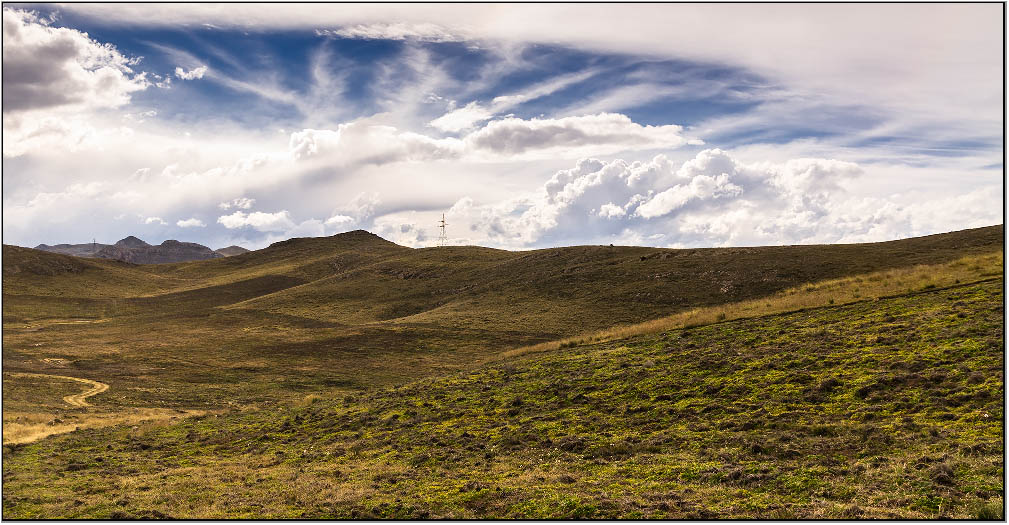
[437,213,448,247]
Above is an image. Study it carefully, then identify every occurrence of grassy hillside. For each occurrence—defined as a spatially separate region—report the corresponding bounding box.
[3,277,1002,518]
[1,226,1003,413]
[220,225,1004,335]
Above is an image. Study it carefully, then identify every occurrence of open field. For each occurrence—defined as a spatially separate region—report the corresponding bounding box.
[2,277,1002,518]
[1,225,1003,518]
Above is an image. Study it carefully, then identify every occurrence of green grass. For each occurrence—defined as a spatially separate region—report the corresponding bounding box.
[2,226,1002,413]
[1,225,1003,518]
[504,251,1003,359]
[2,279,1002,518]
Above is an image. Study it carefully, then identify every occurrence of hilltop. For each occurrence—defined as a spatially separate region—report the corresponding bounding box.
[215,246,251,257]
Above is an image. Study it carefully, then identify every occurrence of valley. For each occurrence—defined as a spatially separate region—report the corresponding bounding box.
[1,225,1004,518]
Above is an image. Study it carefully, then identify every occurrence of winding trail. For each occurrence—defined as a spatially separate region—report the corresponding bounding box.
[4,373,208,445]
[5,372,109,407]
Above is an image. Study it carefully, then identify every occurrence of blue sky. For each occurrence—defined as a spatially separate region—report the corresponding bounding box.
[2,4,1002,250]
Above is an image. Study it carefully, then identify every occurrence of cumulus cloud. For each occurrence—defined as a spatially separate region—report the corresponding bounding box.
[635,174,743,219]
[2,8,148,114]
[324,214,355,227]
[174,65,207,80]
[380,149,875,249]
[176,217,206,228]
[597,203,626,219]
[217,210,296,232]
[144,216,167,225]
[2,8,150,157]
[2,4,999,253]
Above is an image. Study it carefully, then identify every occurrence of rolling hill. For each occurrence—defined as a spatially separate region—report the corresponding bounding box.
[3,274,1002,518]
[1,224,1003,518]
[2,225,1002,412]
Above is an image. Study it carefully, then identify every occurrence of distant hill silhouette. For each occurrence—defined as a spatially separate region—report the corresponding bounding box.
[34,236,222,264]
[33,241,109,257]
[215,245,251,257]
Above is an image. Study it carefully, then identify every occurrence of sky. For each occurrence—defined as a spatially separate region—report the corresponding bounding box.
[2,3,1003,250]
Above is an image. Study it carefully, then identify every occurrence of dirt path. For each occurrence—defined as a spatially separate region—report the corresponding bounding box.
[5,372,109,407]
[3,373,207,445]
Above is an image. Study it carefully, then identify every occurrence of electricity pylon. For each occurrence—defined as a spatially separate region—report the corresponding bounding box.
[437,213,448,247]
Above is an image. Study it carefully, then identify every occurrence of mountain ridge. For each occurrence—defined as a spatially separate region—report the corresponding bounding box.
[33,236,223,264]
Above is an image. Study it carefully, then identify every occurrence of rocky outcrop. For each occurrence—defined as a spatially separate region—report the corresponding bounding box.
[35,236,223,264]
[94,238,223,264]
[115,236,150,249]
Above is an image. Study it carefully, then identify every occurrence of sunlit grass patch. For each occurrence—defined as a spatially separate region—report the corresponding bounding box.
[501,251,1002,360]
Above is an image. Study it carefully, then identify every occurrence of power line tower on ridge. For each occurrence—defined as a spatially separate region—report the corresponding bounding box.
[437,213,448,247]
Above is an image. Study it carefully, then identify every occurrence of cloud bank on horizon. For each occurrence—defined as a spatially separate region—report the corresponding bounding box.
[1,4,1002,250]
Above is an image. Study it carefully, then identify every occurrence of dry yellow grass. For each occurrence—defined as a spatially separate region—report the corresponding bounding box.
[500,251,1003,360]
[5,372,109,407]
[2,372,206,444]
[3,407,207,445]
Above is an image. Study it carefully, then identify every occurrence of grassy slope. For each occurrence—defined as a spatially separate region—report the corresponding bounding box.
[1,226,1003,410]
[224,225,1005,335]
[2,278,1002,518]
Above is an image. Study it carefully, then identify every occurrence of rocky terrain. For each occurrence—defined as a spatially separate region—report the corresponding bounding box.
[33,236,224,264]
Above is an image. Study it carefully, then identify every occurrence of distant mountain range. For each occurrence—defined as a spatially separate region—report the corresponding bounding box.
[33,236,249,264]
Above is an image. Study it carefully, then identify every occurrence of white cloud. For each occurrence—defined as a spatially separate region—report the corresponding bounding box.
[153,74,172,89]
[635,174,742,218]
[217,210,296,232]
[2,8,149,114]
[463,113,690,158]
[55,4,1000,161]
[123,110,157,123]
[324,214,355,227]
[375,148,992,250]
[597,203,625,219]
[176,217,206,228]
[428,102,493,133]
[287,113,691,167]
[1,8,155,159]
[317,22,464,42]
[428,69,601,133]
[144,216,167,225]
[288,122,463,165]
[174,65,207,80]
[218,197,256,210]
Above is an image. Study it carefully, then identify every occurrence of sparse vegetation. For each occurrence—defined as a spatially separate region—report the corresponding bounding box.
[1,225,1003,518]
[501,251,1002,360]
[2,279,1002,518]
